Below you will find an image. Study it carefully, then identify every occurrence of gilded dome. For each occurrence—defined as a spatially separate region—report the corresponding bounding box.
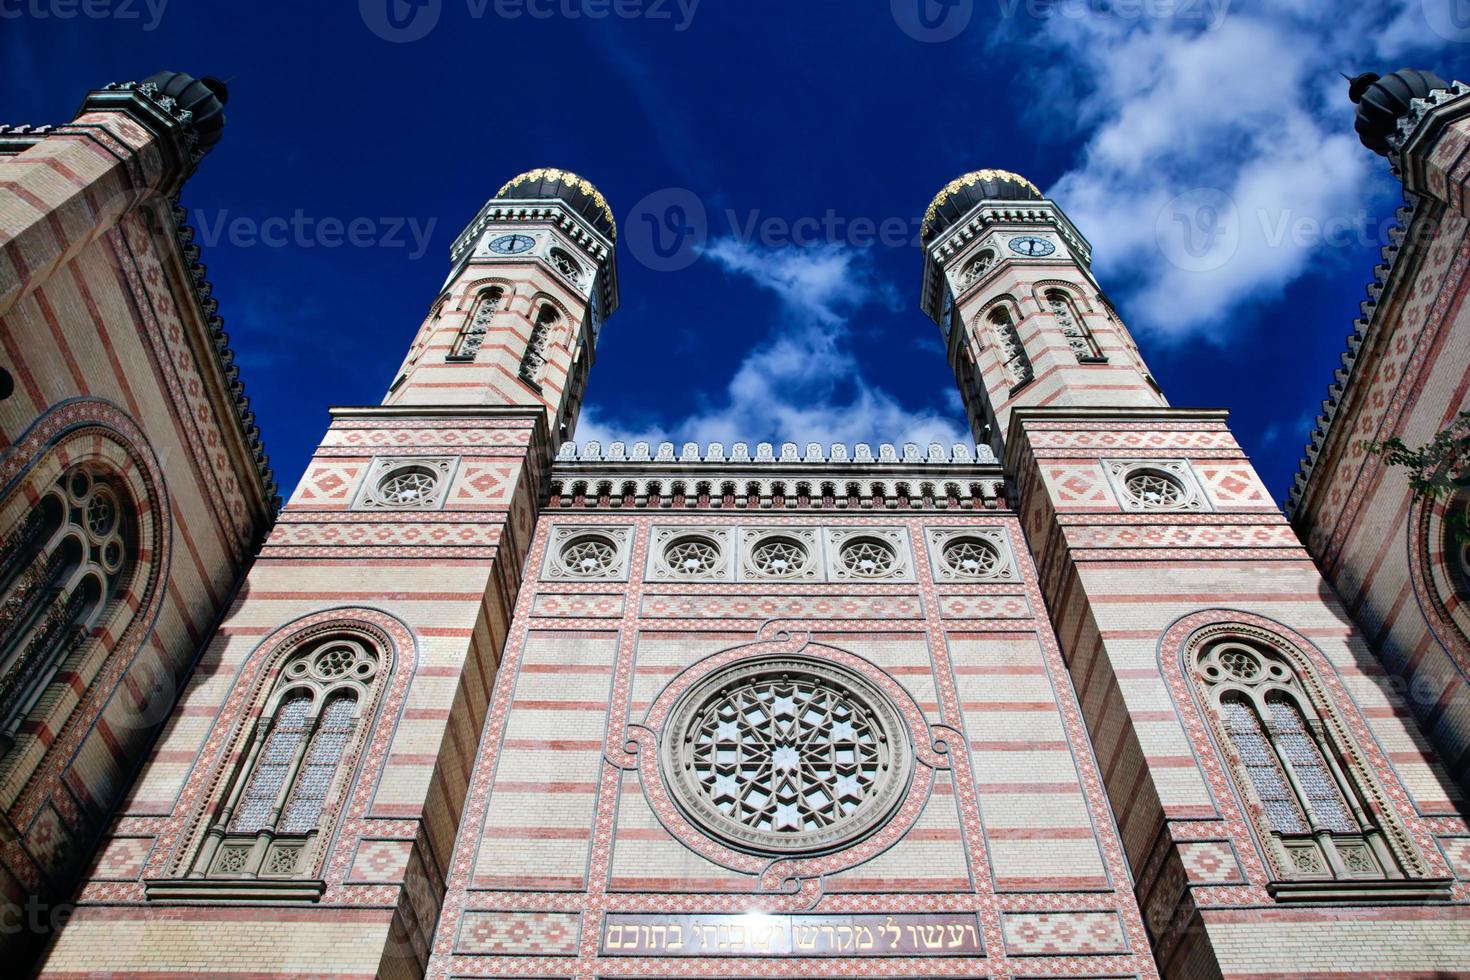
[922,169,1043,242]
[495,168,616,241]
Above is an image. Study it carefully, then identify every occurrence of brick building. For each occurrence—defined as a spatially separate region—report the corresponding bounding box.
[2,67,1469,979]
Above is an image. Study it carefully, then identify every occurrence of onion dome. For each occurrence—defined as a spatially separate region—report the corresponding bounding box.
[922,169,1043,242]
[140,71,229,155]
[1349,69,1449,155]
[495,168,616,241]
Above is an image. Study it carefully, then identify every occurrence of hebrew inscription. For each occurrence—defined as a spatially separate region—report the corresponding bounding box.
[601,913,984,956]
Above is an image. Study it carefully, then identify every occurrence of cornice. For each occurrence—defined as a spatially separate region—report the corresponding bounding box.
[549,440,1008,512]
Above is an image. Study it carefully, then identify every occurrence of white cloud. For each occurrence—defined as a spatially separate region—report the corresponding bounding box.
[1031,3,1453,341]
[577,240,967,451]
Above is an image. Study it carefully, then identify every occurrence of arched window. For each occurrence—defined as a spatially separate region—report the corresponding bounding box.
[519,305,558,387]
[191,636,378,880]
[1192,633,1401,881]
[449,288,502,360]
[984,307,1032,388]
[960,250,995,288]
[1045,289,1102,361]
[0,466,134,752]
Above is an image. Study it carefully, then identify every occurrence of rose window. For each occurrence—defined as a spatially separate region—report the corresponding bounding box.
[86,488,117,537]
[750,537,807,577]
[839,538,898,578]
[560,536,618,576]
[665,536,720,576]
[1124,470,1185,508]
[941,537,1000,577]
[661,657,911,854]
[1217,646,1260,681]
[377,468,438,506]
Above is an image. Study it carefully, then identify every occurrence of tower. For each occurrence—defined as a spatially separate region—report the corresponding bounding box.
[922,170,1466,977]
[919,170,1164,456]
[35,169,617,977]
[386,168,618,443]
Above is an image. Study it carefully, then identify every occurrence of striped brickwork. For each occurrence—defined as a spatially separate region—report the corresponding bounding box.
[1292,128,1470,791]
[1009,407,1470,978]
[423,484,1162,980]
[35,408,547,977]
[0,103,274,964]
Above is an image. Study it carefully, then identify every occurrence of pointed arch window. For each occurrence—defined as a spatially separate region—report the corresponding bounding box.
[0,466,134,753]
[519,305,558,388]
[1045,290,1103,361]
[449,288,503,361]
[192,637,378,880]
[1193,634,1403,882]
[985,307,1032,389]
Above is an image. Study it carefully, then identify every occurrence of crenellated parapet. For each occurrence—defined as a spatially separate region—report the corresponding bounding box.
[549,440,1007,511]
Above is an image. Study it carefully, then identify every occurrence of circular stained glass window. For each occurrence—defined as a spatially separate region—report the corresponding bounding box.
[1124,469,1185,508]
[661,656,912,855]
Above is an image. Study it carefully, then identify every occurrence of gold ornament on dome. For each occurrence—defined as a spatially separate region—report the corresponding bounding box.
[496,167,616,239]
[922,169,1041,240]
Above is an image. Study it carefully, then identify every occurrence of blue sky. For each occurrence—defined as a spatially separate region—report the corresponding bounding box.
[5,1,1470,504]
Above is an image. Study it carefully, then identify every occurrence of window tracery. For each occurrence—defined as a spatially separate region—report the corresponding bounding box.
[1045,289,1102,361]
[450,288,502,360]
[985,307,1032,388]
[959,250,994,288]
[1192,633,1400,882]
[0,466,134,750]
[519,306,558,386]
[193,637,378,880]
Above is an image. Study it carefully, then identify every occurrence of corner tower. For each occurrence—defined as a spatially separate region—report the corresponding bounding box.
[918,169,1469,977]
[36,169,618,978]
[919,170,1164,455]
[386,168,619,444]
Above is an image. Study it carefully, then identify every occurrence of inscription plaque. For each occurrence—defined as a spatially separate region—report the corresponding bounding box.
[601,912,983,957]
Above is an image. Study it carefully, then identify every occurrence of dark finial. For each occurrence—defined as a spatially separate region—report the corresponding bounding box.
[1347,72,1380,104]
[1350,68,1450,156]
[200,75,230,105]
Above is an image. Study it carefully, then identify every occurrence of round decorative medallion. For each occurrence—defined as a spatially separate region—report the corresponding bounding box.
[749,536,808,577]
[560,535,618,576]
[1123,469,1185,508]
[941,537,1001,578]
[664,535,721,576]
[838,537,898,578]
[660,656,912,855]
[377,466,439,506]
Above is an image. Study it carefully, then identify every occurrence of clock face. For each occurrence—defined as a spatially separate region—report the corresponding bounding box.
[488,234,535,255]
[1008,236,1055,257]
